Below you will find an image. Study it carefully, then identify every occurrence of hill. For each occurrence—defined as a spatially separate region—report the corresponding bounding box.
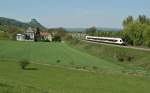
[0,17,46,30]
[0,40,150,93]
[0,40,122,73]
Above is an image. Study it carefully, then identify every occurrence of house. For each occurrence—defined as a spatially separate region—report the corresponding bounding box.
[16,27,35,41]
[16,34,25,41]
[16,27,52,42]
[25,27,35,40]
[40,32,52,42]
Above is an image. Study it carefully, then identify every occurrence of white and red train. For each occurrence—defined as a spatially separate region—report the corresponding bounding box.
[85,36,126,45]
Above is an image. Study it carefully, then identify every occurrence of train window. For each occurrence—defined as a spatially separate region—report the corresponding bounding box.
[120,40,122,42]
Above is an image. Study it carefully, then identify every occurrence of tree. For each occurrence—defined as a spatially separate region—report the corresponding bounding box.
[52,35,61,42]
[20,60,30,70]
[0,32,9,40]
[56,27,67,39]
[47,27,67,42]
[138,15,147,24]
[123,15,150,47]
[143,25,150,47]
[34,27,41,42]
[7,26,24,40]
[86,26,97,36]
[123,16,133,27]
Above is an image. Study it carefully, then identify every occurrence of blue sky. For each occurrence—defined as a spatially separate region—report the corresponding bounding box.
[0,0,150,28]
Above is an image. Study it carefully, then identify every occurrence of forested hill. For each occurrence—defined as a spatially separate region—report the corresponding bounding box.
[0,17,46,30]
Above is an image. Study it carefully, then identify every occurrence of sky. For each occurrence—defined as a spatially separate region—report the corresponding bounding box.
[0,0,150,28]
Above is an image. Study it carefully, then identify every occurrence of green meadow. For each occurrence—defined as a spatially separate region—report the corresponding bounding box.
[0,40,123,73]
[0,40,150,93]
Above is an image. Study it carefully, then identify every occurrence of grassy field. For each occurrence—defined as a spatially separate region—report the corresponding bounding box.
[67,39,150,72]
[1,61,150,93]
[0,40,150,93]
[0,40,123,73]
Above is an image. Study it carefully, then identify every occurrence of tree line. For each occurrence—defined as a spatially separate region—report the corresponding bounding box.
[123,15,150,47]
[85,15,150,47]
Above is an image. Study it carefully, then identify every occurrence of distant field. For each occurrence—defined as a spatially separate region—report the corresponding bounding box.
[0,40,150,93]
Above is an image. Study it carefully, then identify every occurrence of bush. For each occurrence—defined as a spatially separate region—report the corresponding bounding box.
[115,50,134,62]
[92,66,98,71]
[127,55,134,62]
[56,59,61,63]
[19,60,30,70]
[70,38,80,45]
[115,50,125,62]
[52,35,61,42]
[0,32,9,40]
[118,57,124,62]
[75,65,83,69]
[82,66,87,70]
[65,35,73,41]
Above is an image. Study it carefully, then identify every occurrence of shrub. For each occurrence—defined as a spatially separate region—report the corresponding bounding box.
[19,60,30,70]
[56,59,61,63]
[114,49,126,62]
[127,55,134,62]
[0,32,9,40]
[82,66,87,70]
[92,66,98,71]
[75,65,82,69]
[65,35,73,41]
[115,50,134,62]
[118,57,124,62]
[52,35,61,42]
[73,39,80,44]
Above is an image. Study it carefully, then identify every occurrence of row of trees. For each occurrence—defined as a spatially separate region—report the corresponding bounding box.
[48,27,67,42]
[85,15,150,47]
[86,26,123,38]
[123,15,150,47]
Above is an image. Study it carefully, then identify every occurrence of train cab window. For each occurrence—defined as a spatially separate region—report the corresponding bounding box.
[120,40,122,42]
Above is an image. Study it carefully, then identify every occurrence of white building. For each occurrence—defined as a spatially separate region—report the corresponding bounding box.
[16,27,52,42]
[16,27,35,41]
[25,27,35,40]
[16,34,25,41]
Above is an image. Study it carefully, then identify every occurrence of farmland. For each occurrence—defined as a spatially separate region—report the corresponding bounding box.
[0,40,150,93]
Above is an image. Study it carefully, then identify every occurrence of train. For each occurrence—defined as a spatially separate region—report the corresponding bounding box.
[85,36,126,45]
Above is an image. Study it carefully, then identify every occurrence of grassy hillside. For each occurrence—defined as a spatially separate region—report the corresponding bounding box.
[66,39,150,74]
[0,40,123,73]
[1,40,150,93]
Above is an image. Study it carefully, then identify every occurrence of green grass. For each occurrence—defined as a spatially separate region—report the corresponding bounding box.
[67,39,150,71]
[1,61,150,93]
[0,40,123,73]
[0,40,150,93]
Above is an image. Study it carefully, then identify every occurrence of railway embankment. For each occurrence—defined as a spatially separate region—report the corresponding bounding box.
[66,38,150,71]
